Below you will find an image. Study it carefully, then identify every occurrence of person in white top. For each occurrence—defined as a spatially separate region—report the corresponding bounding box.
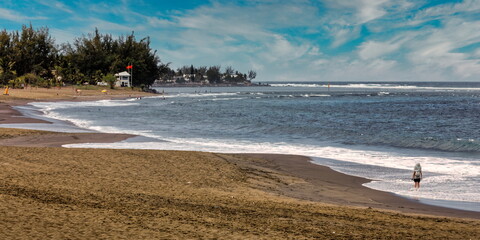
[412,163,423,190]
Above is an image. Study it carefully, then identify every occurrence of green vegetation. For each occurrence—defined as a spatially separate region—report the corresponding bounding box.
[159,64,256,85]
[0,24,257,89]
[102,74,117,89]
[0,25,165,88]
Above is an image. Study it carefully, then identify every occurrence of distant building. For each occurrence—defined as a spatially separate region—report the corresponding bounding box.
[183,74,195,81]
[114,71,131,87]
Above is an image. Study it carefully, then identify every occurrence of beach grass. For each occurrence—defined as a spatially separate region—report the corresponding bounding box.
[0,129,479,239]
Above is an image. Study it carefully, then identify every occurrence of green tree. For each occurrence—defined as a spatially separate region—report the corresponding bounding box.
[12,25,56,80]
[103,74,116,89]
[248,70,257,81]
[195,66,207,82]
[112,34,161,87]
[69,29,115,84]
[16,73,47,87]
[62,29,162,87]
[224,66,235,82]
[0,30,16,85]
[207,65,221,84]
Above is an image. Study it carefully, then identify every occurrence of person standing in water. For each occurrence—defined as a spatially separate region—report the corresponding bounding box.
[412,163,423,190]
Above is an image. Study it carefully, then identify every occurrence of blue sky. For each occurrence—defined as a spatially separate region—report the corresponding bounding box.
[1,0,480,82]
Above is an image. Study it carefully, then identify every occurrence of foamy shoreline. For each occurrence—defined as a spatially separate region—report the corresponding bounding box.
[1,98,478,217]
[21,99,480,212]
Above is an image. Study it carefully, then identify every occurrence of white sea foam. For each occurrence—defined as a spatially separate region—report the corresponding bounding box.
[270,83,325,88]
[270,83,480,91]
[63,136,480,204]
[25,91,480,209]
[211,97,246,101]
[303,94,330,97]
[63,137,480,176]
[30,99,140,110]
[150,92,240,99]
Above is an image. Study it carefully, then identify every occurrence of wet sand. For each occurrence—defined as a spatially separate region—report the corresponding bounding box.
[0,93,479,239]
[0,103,51,124]
[239,154,479,219]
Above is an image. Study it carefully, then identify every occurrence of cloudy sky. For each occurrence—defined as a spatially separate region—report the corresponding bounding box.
[1,0,480,82]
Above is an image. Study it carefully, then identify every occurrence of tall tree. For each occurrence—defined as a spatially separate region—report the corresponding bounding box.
[224,66,235,76]
[12,25,56,79]
[0,30,16,85]
[248,70,257,81]
[195,66,207,82]
[206,65,221,83]
[224,66,235,82]
[70,29,115,84]
[63,30,163,87]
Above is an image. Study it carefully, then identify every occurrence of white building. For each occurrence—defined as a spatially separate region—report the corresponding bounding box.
[114,71,131,87]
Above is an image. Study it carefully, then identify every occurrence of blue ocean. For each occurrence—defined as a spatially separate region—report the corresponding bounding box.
[12,82,480,212]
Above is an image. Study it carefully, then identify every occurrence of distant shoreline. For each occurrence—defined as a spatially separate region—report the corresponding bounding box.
[152,82,270,88]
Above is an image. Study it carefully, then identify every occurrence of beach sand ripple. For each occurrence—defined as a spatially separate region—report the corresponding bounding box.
[0,143,479,239]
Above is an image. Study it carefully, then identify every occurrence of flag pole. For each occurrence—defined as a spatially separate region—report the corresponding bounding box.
[130,63,133,88]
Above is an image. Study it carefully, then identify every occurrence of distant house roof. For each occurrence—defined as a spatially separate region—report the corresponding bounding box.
[115,71,131,77]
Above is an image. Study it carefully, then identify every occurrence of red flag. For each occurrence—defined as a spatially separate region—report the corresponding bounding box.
[126,65,133,69]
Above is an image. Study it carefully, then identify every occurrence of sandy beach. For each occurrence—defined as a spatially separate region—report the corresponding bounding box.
[0,88,479,239]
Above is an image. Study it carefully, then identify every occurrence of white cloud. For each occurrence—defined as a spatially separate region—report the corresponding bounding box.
[49,28,77,44]
[150,0,480,81]
[322,0,390,24]
[357,0,390,23]
[308,46,321,56]
[34,0,73,14]
[146,17,174,27]
[474,48,480,57]
[311,58,400,81]
[0,8,46,22]
[406,18,480,78]
[149,1,322,76]
[18,0,476,82]
[311,59,328,67]
[84,18,145,33]
[358,40,402,60]
[400,0,480,28]
[0,8,23,22]
[320,0,400,47]
[261,35,311,62]
[329,26,361,48]
[419,0,480,18]
[366,59,397,73]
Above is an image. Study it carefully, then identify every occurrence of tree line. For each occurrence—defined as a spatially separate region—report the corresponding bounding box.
[0,25,169,89]
[0,24,257,89]
[160,65,256,85]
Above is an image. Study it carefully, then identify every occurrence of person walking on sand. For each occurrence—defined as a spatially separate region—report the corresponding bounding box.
[412,163,422,190]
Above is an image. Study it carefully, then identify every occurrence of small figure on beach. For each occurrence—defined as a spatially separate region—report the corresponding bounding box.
[412,163,422,190]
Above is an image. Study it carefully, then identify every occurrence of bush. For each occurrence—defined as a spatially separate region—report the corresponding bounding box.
[10,73,53,88]
[102,74,116,89]
[8,77,25,89]
[0,72,16,86]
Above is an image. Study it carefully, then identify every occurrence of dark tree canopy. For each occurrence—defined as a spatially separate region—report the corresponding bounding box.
[206,65,222,84]
[65,29,163,86]
[0,25,166,88]
[0,25,56,85]
[0,24,257,88]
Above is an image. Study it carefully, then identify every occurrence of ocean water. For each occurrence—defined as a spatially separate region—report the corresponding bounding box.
[14,82,480,212]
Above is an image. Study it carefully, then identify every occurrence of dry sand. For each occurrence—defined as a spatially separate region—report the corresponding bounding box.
[0,86,155,104]
[0,88,479,239]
